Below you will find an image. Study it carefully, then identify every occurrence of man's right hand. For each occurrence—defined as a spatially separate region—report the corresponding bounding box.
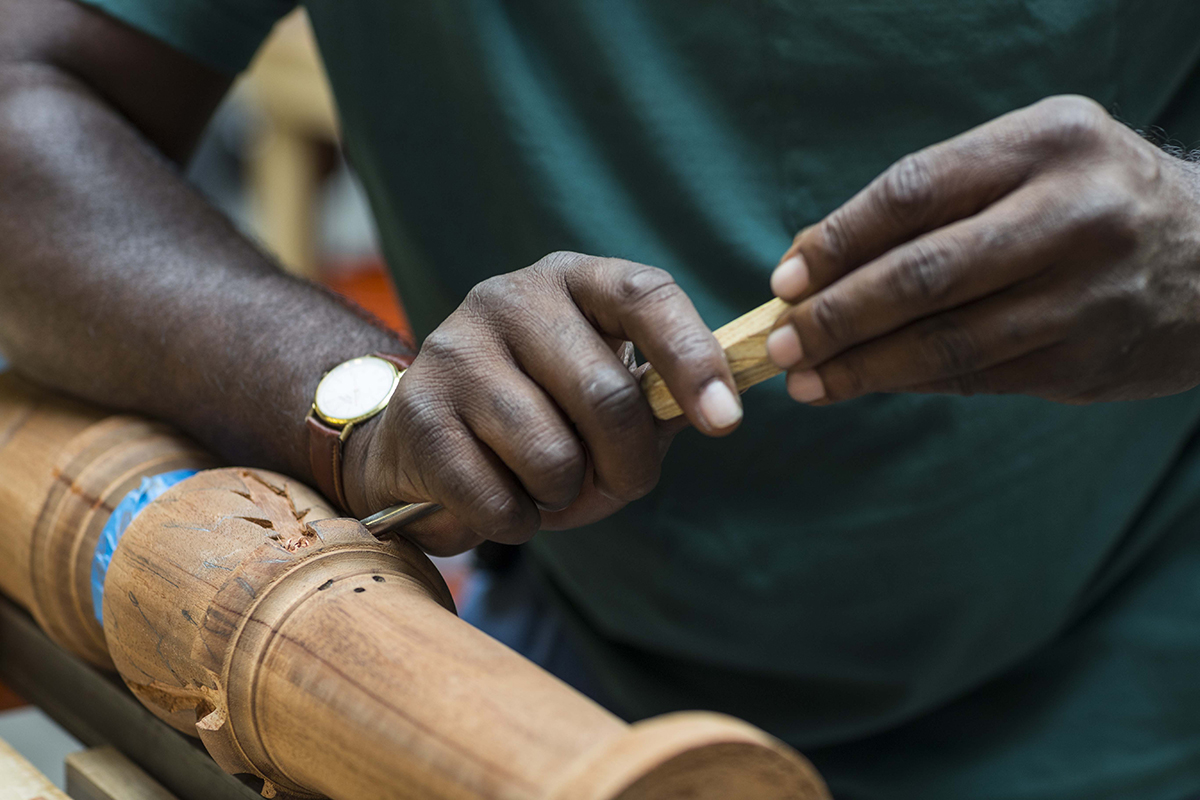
[344,252,743,556]
[0,2,739,557]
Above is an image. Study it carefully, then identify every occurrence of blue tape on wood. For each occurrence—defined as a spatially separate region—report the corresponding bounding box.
[91,470,199,626]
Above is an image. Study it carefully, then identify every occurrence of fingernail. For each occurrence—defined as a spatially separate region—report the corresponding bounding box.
[698,379,743,430]
[766,325,803,369]
[787,370,826,403]
[771,255,809,299]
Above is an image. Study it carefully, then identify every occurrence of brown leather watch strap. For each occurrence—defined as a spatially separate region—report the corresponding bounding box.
[307,414,349,511]
[306,352,413,512]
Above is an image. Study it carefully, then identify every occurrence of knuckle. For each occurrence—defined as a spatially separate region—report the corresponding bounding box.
[918,319,982,375]
[539,250,588,274]
[887,240,955,304]
[826,358,866,400]
[1124,139,1164,188]
[807,292,856,344]
[878,153,937,222]
[658,330,725,377]
[1041,94,1109,121]
[582,372,647,431]
[1074,188,1144,250]
[997,312,1038,351]
[1033,95,1110,150]
[614,264,680,309]
[466,273,523,316]
[473,488,536,541]
[814,211,852,266]
[1093,281,1149,338]
[1103,203,1146,251]
[400,398,459,470]
[527,434,586,500]
[418,329,462,364]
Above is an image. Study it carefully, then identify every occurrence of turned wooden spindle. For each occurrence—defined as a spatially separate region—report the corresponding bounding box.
[0,372,830,799]
[640,297,792,420]
[105,467,827,799]
[0,375,215,668]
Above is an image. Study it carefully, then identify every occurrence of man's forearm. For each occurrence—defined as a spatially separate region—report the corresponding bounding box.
[0,62,409,484]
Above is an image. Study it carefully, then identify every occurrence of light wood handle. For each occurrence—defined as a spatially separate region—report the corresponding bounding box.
[640,297,792,420]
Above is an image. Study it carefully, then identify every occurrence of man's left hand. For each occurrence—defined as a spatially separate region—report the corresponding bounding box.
[766,95,1200,405]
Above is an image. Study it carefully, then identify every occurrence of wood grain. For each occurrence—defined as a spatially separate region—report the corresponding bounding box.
[66,747,179,800]
[103,468,828,800]
[0,375,831,800]
[0,595,262,800]
[640,297,792,420]
[0,374,216,669]
[0,735,69,800]
[0,377,102,612]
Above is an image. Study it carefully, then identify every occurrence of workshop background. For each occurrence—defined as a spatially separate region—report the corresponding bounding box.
[0,11,476,788]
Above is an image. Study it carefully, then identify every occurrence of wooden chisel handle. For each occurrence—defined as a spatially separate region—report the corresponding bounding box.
[640,297,793,420]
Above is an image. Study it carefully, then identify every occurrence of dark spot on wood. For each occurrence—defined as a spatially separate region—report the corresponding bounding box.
[317,580,334,591]
[54,471,116,512]
[354,588,366,594]
[372,576,385,583]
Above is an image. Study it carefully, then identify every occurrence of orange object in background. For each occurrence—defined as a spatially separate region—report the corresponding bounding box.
[322,256,412,339]
[0,681,26,711]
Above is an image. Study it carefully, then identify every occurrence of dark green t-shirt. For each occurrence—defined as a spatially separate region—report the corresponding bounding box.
[80,1,1200,797]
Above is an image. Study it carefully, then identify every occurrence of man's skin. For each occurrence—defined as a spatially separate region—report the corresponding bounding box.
[0,0,743,556]
[5,1,1200,559]
[765,96,1200,405]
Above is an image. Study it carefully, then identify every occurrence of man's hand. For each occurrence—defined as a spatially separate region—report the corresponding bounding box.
[0,1,739,557]
[344,252,743,556]
[764,95,1200,405]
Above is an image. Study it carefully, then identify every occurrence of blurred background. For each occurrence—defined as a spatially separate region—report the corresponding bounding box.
[0,11,476,786]
[189,9,408,332]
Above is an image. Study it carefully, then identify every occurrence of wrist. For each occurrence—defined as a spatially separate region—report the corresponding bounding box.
[305,351,412,516]
[340,411,383,518]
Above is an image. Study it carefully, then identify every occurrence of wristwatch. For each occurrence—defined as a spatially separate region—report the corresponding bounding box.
[306,353,412,511]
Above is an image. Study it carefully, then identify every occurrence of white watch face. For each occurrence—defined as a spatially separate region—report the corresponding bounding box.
[314,356,400,425]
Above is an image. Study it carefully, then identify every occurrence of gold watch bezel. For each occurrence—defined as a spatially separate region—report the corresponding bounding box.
[312,355,404,428]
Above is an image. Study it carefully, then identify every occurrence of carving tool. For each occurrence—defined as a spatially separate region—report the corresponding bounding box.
[0,374,830,800]
[363,297,792,538]
[362,499,442,538]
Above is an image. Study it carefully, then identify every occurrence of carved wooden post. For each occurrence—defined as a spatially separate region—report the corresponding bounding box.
[0,374,830,799]
[0,376,215,667]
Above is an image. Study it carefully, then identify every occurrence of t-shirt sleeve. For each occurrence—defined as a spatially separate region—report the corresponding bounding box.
[76,0,298,75]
